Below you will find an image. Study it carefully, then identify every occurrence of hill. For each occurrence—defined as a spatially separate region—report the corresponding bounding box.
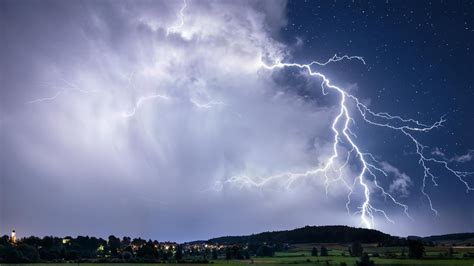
[207,225,400,245]
[423,232,474,242]
[422,232,474,246]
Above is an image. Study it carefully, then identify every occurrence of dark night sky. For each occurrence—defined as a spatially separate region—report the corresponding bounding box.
[282,0,474,226]
[283,0,474,235]
[1,0,473,242]
[283,0,474,149]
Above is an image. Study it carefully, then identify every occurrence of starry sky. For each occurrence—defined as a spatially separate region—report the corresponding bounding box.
[280,0,474,233]
[1,0,473,242]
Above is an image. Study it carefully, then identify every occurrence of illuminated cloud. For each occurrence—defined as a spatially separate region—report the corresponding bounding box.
[381,162,412,198]
[1,0,339,239]
[1,0,472,240]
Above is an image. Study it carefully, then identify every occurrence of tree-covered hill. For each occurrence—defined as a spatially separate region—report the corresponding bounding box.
[208,225,401,245]
[423,233,474,242]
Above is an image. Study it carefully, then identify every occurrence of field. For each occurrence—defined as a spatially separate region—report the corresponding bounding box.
[2,244,474,266]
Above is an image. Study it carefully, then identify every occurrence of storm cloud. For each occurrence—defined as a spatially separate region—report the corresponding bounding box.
[1,0,472,241]
[1,0,351,241]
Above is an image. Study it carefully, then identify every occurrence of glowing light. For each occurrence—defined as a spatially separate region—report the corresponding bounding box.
[219,55,473,229]
[10,230,16,244]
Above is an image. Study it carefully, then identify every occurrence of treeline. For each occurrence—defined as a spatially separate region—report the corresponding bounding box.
[423,233,474,243]
[0,235,185,263]
[0,234,284,263]
[208,225,400,245]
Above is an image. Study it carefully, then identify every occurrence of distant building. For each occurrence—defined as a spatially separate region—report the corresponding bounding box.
[10,229,16,244]
[62,236,72,245]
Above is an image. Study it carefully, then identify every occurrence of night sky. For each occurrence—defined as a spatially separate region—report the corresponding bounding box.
[1,0,473,242]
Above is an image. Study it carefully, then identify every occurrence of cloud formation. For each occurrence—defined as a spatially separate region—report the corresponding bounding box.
[2,0,472,241]
[381,162,412,198]
[431,147,474,163]
[1,0,353,240]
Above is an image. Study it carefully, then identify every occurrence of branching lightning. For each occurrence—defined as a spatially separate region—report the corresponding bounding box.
[166,0,187,36]
[121,94,171,118]
[219,55,473,229]
[26,79,100,104]
[24,0,472,229]
[189,99,225,109]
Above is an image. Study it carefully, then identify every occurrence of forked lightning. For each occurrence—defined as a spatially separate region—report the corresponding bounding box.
[220,55,473,229]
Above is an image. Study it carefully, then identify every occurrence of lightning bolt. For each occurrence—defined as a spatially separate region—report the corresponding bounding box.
[26,79,100,104]
[190,99,225,109]
[121,94,171,118]
[166,0,187,36]
[26,91,63,104]
[218,55,473,229]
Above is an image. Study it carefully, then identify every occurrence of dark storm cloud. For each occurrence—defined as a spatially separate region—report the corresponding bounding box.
[1,0,472,241]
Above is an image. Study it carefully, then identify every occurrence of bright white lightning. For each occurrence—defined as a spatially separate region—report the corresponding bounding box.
[220,55,473,229]
[166,0,187,36]
[121,94,171,118]
[190,99,225,109]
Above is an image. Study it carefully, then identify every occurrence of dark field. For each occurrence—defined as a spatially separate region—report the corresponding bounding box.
[3,244,474,266]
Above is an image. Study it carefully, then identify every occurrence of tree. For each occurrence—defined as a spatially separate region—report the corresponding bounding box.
[4,246,22,262]
[16,244,40,262]
[122,251,133,261]
[244,250,250,259]
[320,246,328,256]
[131,238,146,249]
[311,247,318,256]
[225,247,231,260]
[108,235,121,256]
[356,253,374,266]
[212,248,218,260]
[0,235,9,246]
[175,245,183,261]
[136,242,158,259]
[256,245,274,257]
[203,247,210,260]
[351,242,364,257]
[121,237,131,249]
[232,245,243,259]
[408,239,424,259]
[448,247,454,257]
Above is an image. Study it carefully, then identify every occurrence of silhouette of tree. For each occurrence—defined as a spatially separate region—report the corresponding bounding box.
[408,239,424,259]
[256,245,274,257]
[108,235,121,256]
[351,242,363,257]
[122,251,133,261]
[448,246,454,257]
[225,247,231,260]
[356,252,374,266]
[20,244,40,262]
[121,237,131,249]
[212,248,218,259]
[244,250,250,259]
[320,246,328,256]
[136,241,158,259]
[311,247,318,256]
[175,245,183,261]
